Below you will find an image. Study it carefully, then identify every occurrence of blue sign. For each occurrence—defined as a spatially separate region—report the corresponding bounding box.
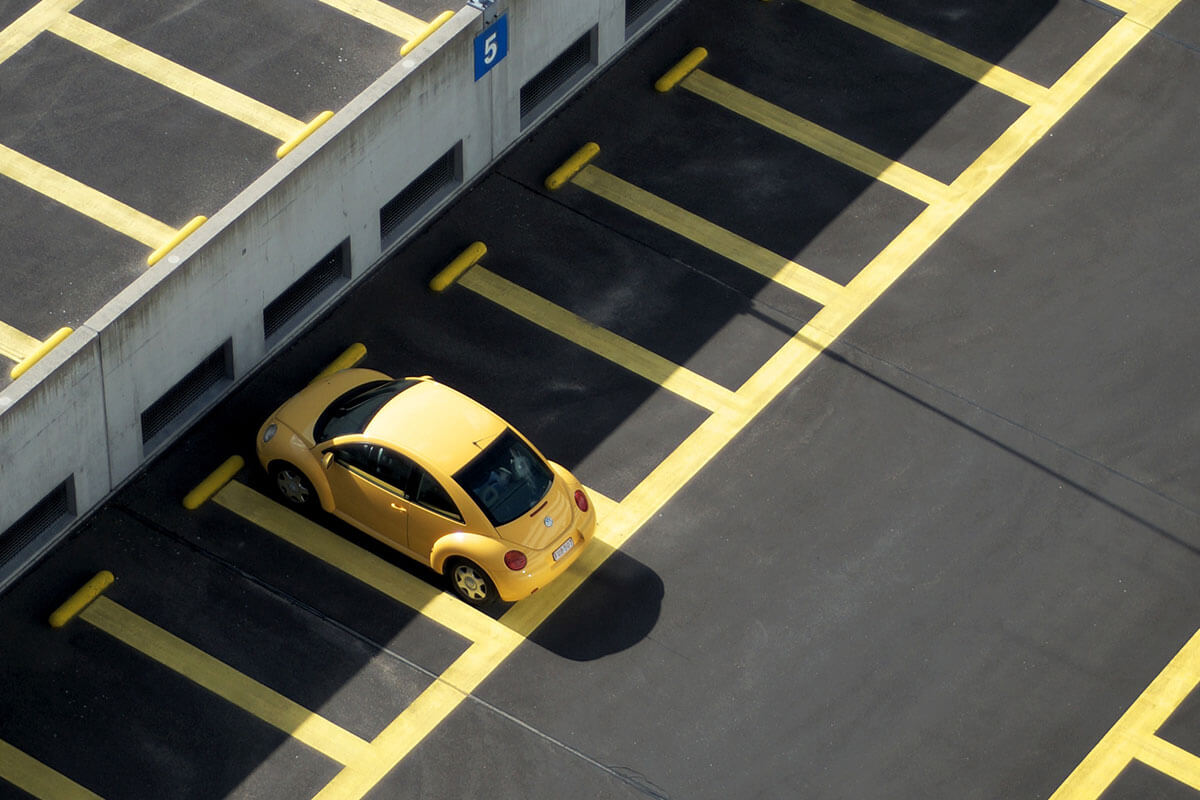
[474,14,508,80]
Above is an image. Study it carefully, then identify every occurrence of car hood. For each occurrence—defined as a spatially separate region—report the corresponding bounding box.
[495,475,577,550]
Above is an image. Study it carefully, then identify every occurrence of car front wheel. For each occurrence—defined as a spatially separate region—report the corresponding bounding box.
[270,463,316,509]
[447,559,496,607]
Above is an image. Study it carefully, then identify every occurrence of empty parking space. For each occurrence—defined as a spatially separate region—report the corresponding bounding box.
[0,0,448,385]
[2,0,1197,797]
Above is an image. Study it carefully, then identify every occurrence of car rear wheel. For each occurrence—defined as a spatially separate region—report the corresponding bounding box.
[270,463,316,509]
[447,559,496,607]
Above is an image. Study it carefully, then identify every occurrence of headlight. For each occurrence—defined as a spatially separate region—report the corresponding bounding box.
[262,423,277,443]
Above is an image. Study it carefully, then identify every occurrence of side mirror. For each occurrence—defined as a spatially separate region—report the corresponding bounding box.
[321,452,334,469]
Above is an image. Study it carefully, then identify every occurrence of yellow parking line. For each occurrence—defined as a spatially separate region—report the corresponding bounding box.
[797,0,1047,106]
[459,266,744,414]
[570,164,844,306]
[313,500,634,800]
[212,480,513,646]
[680,69,955,206]
[315,0,428,40]
[0,143,175,247]
[1049,626,1200,798]
[0,0,85,65]
[0,320,41,362]
[0,738,102,800]
[79,595,369,765]
[47,15,303,142]
[313,1,1181,796]
[1135,736,1200,791]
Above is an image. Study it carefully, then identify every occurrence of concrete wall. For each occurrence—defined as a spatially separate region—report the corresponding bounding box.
[0,0,681,590]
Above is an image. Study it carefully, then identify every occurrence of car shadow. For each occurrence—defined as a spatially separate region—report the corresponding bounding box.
[525,548,664,662]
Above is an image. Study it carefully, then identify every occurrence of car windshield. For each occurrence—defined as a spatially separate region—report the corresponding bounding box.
[454,429,554,526]
[314,379,418,441]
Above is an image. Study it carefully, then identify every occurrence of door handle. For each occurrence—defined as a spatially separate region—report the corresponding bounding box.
[390,503,407,512]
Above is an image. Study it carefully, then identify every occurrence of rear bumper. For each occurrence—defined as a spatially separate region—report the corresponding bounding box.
[491,510,596,602]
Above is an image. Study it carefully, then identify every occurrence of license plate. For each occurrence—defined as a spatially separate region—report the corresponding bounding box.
[552,537,574,562]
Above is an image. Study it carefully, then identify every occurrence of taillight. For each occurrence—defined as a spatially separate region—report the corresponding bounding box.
[574,489,589,512]
[504,550,527,571]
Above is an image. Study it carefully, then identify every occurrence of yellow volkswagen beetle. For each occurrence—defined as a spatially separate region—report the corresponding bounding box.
[255,369,594,606]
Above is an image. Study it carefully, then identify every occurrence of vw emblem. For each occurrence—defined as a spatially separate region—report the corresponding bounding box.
[543,516,554,528]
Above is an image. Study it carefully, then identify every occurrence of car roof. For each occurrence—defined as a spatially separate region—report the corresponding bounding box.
[364,379,507,474]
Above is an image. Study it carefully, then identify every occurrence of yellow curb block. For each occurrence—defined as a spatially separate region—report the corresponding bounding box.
[400,10,455,56]
[655,47,708,93]
[182,455,245,510]
[9,327,72,380]
[544,142,600,191]
[312,342,368,383]
[49,571,114,628]
[147,215,207,266]
[276,111,335,159]
[429,242,487,292]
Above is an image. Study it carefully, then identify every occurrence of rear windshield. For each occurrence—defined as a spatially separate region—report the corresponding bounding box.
[454,429,553,526]
[314,379,418,442]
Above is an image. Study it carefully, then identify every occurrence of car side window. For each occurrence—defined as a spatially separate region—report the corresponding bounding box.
[331,443,377,472]
[372,448,414,493]
[331,444,412,495]
[414,469,462,521]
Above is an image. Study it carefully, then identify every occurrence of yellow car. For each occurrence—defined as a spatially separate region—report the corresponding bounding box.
[255,369,595,605]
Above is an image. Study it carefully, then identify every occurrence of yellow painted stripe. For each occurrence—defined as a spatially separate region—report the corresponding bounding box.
[0,739,102,800]
[79,596,369,764]
[213,481,510,645]
[315,0,427,40]
[47,15,302,142]
[682,69,954,206]
[1049,627,1200,799]
[459,266,742,414]
[571,164,844,306]
[0,143,174,247]
[0,320,41,362]
[1136,735,1200,791]
[314,3,1183,797]
[797,0,1047,106]
[313,507,628,799]
[0,0,85,64]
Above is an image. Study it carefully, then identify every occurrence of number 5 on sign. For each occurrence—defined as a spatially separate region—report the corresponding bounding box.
[474,14,508,80]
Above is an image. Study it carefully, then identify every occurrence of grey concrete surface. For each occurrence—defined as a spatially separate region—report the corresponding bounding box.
[1,0,1198,798]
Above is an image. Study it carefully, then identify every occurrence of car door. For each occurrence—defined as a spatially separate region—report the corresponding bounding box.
[323,442,411,547]
[403,466,466,561]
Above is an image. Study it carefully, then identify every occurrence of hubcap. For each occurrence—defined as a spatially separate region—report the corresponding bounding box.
[454,565,488,601]
[276,470,309,504]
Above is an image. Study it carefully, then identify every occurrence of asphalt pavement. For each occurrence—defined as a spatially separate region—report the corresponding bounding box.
[1,0,1198,798]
